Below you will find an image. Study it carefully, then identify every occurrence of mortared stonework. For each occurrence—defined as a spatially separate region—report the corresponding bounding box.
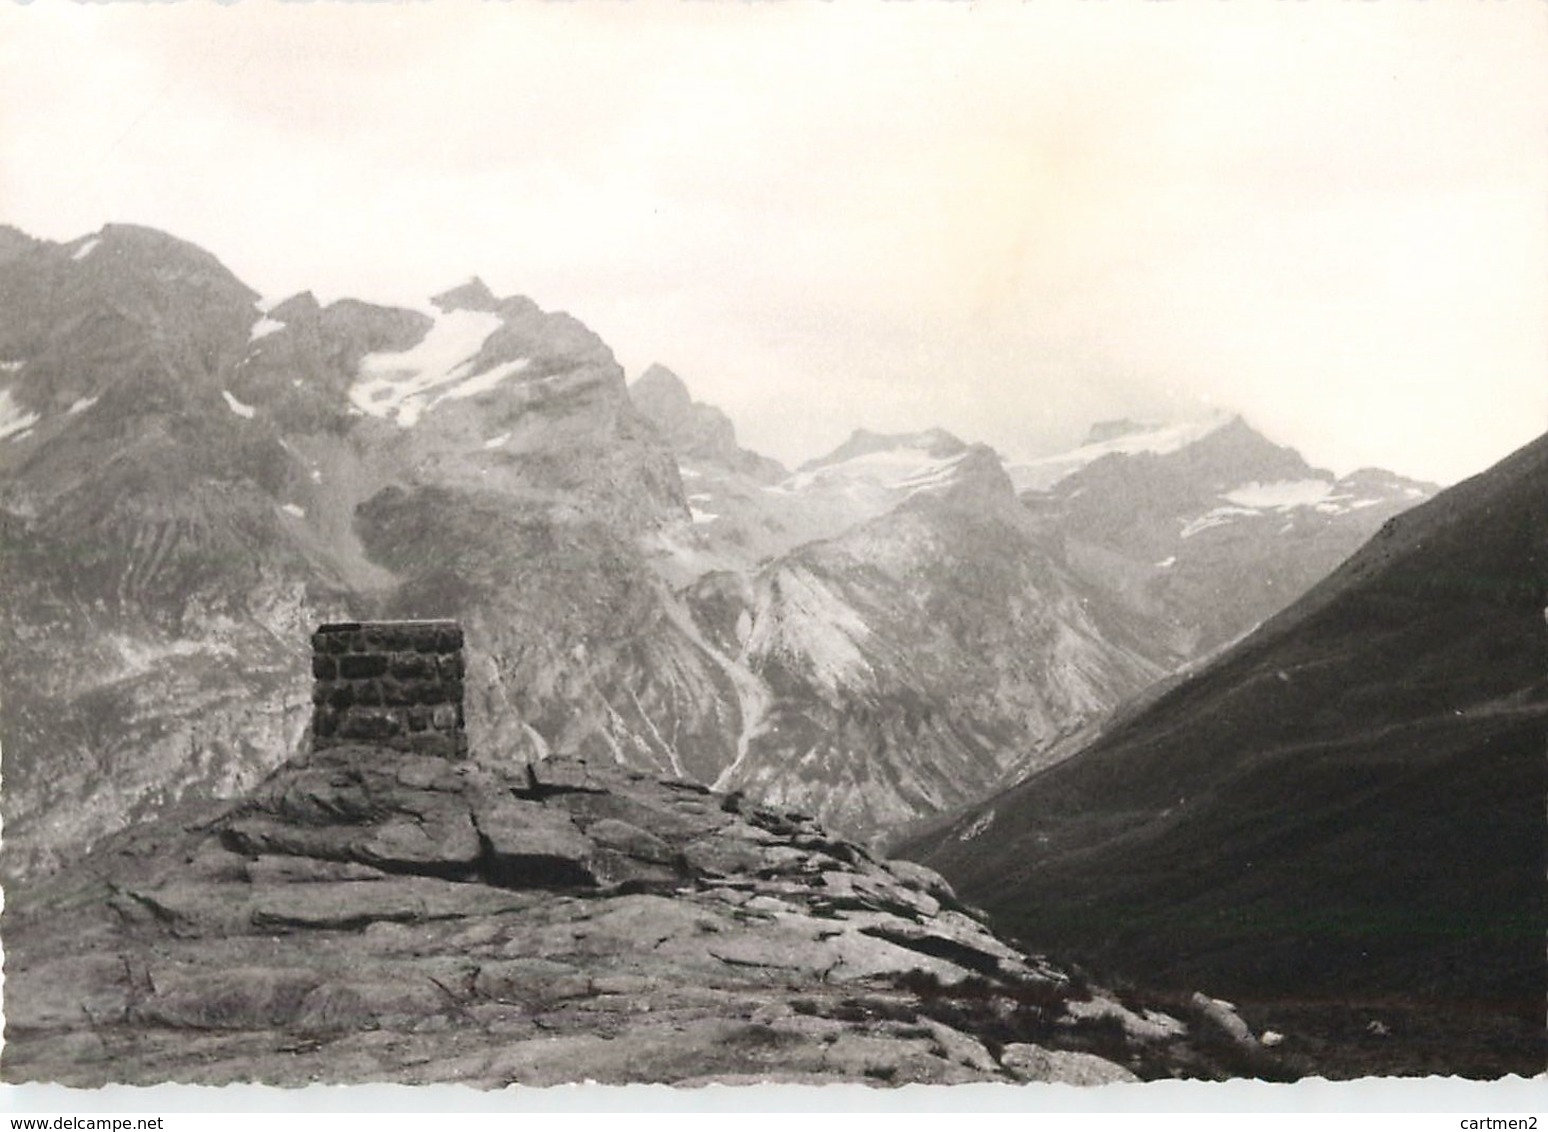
[310,620,467,758]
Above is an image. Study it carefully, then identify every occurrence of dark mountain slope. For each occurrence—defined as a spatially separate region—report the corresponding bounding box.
[904,431,1548,1075]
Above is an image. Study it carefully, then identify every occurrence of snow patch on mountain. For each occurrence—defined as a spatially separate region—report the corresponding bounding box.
[67,396,99,415]
[351,309,525,426]
[0,388,40,440]
[0,360,24,373]
[249,317,284,342]
[1222,479,1335,509]
[895,451,971,493]
[1010,414,1232,492]
[221,389,256,419]
[483,432,511,450]
[70,236,101,261]
[1181,474,1418,538]
[1180,506,1260,539]
[437,357,530,402]
[280,503,305,519]
[778,444,968,498]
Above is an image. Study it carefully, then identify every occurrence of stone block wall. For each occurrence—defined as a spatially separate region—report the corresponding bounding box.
[311,620,467,758]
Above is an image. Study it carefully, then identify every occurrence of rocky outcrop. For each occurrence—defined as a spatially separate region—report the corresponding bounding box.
[630,364,786,484]
[1,748,1256,1087]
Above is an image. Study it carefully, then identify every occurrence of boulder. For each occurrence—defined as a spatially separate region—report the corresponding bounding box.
[682,836,768,877]
[1189,992,1258,1048]
[470,796,596,888]
[588,847,683,889]
[355,798,481,874]
[820,1031,985,1085]
[294,978,452,1036]
[585,818,675,864]
[880,857,958,903]
[919,1018,1001,1074]
[1000,1043,1139,1085]
[136,967,321,1031]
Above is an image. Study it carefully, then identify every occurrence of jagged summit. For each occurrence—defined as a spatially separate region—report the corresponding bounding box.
[902,442,1020,515]
[1167,414,1317,486]
[631,362,695,418]
[629,362,786,483]
[264,290,321,322]
[431,276,501,313]
[70,223,261,300]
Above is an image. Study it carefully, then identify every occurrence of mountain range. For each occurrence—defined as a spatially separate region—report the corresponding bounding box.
[902,430,1548,1077]
[0,222,1433,882]
[4,219,1535,1083]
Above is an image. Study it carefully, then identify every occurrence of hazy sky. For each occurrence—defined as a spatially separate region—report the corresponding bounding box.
[2,1,1544,484]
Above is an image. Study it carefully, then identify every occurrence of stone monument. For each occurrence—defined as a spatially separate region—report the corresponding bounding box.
[310,620,467,758]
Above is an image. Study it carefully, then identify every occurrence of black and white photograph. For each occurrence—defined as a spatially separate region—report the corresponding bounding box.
[0,0,1543,1108]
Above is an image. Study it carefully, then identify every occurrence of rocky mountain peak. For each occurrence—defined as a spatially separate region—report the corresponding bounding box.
[1178,415,1314,482]
[0,224,263,437]
[81,223,260,302]
[0,224,39,265]
[265,291,322,324]
[431,276,501,313]
[630,363,694,421]
[909,442,1020,515]
[1063,414,1314,497]
[629,363,786,484]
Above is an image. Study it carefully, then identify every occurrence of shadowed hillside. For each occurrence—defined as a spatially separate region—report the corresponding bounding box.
[904,431,1548,1078]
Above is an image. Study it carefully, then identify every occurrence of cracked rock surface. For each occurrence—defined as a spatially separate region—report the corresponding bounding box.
[2,748,1188,1088]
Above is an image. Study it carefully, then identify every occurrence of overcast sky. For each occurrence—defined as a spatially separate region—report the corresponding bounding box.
[1,1,1544,484]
